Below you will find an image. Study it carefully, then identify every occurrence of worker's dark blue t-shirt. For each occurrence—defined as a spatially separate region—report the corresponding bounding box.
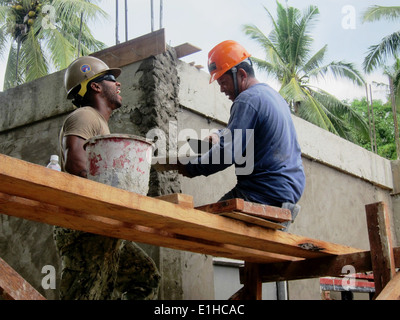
[186,83,306,205]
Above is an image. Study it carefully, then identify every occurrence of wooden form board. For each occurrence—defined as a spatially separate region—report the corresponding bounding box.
[174,43,202,59]
[0,257,45,300]
[90,30,201,70]
[197,198,291,230]
[0,154,362,265]
[254,247,400,283]
[91,29,166,68]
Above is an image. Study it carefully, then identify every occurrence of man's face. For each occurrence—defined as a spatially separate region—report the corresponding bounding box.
[100,78,122,109]
[217,73,236,102]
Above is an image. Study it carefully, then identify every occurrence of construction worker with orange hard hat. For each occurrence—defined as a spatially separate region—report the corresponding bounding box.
[179,40,306,230]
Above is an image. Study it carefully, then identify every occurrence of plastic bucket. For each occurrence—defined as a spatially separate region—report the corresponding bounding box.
[85,134,154,195]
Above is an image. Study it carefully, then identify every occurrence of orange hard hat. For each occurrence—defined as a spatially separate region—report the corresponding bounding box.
[208,40,251,84]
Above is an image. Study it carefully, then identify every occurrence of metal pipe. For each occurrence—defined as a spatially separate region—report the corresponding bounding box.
[125,0,128,42]
[160,0,163,29]
[116,0,120,45]
[151,0,154,32]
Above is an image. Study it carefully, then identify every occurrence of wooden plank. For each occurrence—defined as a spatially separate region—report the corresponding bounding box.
[156,193,194,208]
[375,272,400,300]
[256,248,400,283]
[366,202,396,297]
[0,257,46,300]
[174,43,202,59]
[0,192,300,264]
[216,211,285,230]
[197,199,291,223]
[91,29,166,68]
[0,154,362,260]
[242,263,262,300]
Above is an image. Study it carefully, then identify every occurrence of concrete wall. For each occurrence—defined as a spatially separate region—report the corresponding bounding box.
[0,46,398,300]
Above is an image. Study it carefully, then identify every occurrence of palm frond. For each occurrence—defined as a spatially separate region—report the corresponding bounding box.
[311,88,370,140]
[0,24,9,57]
[3,43,24,89]
[298,88,337,133]
[22,28,48,82]
[302,44,327,74]
[242,24,278,55]
[363,5,400,23]
[52,0,108,23]
[363,31,400,73]
[279,77,306,103]
[311,61,365,86]
[250,56,281,80]
[0,2,11,22]
[42,26,76,70]
[292,5,319,66]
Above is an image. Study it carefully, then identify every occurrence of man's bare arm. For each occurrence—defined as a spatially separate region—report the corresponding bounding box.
[64,135,88,178]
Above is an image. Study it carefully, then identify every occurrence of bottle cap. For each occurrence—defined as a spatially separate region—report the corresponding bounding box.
[50,155,59,162]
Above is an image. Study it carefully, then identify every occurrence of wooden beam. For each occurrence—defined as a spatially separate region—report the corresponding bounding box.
[252,247,400,283]
[174,43,202,59]
[366,202,396,297]
[0,257,46,300]
[0,154,362,261]
[375,272,400,300]
[0,192,298,264]
[91,29,166,68]
[242,263,262,300]
[157,193,194,209]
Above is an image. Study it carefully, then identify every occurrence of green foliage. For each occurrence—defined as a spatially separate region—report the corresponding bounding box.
[362,5,400,73]
[0,0,108,90]
[350,98,399,160]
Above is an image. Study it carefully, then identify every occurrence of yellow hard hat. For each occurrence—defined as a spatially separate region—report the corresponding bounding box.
[64,56,121,99]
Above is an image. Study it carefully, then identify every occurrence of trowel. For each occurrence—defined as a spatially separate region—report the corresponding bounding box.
[187,138,213,155]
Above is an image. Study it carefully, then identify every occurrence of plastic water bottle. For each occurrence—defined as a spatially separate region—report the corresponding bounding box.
[47,155,61,172]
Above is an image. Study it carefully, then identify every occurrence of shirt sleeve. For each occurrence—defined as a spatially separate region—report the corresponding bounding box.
[186,100,258,177]
[63,108,105,141]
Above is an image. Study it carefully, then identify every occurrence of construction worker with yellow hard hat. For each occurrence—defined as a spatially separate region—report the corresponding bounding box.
[60,55,123,176]
[64,56,122,108]
[179,40,306,231]
[55,56,161,300]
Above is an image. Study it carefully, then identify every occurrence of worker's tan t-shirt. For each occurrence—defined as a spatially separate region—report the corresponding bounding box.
[60,107,110,171]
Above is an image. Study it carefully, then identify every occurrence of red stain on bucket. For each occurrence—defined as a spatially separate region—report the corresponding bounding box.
[84,134,154,195]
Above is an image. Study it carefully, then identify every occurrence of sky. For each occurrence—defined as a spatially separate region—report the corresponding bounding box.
[0,0,399,102]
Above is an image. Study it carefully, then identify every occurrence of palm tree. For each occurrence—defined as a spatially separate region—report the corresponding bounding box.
[363,6,400,158]
[243,1,369,141]
[0,0,108,90]
[362,5,400,73]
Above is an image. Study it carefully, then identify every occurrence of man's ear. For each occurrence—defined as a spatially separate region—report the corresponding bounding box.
[89,81,102,93]
[238,68,248,86]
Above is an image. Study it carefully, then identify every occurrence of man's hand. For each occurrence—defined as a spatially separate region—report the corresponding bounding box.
[206,133,220,145]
